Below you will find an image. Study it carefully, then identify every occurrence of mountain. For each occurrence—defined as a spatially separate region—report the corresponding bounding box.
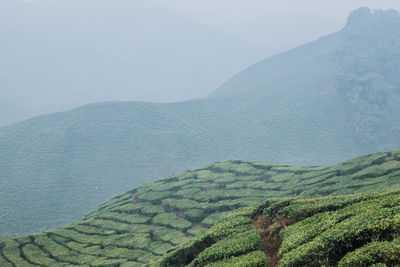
[0,0,258,114]
[0,97,31,127]
[1,149,400,266]
[211,7,400,150]
[1,7,400,237]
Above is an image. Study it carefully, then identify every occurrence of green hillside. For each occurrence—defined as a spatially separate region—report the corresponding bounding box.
[1,149,399,266]
[2,7,400,237]
[155,190,400,267]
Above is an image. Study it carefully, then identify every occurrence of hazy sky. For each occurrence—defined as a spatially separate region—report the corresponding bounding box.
[149,0,400,19]
[148,0,400,49]
[2,0,400,121]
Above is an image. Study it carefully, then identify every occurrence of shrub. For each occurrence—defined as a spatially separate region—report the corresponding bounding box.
[152,213,192,231]
[190,229,260,266]
[204,251,267,267]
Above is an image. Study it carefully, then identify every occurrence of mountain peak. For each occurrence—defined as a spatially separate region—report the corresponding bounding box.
[343,7,400,33]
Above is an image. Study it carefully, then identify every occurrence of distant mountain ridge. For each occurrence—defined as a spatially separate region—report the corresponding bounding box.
[211,7,400,149]
[1,7,400,237]
[0,0,259,114]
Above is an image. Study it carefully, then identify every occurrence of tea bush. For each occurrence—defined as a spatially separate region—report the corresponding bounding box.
[1,151,400,266]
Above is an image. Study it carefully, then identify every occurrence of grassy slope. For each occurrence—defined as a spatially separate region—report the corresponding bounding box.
[0,92,359,236]
[0,149,399,266]
[2,8,400,237]
[155,190,400,267]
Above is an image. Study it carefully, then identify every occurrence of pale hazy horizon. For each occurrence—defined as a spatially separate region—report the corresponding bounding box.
[1,0,400,122]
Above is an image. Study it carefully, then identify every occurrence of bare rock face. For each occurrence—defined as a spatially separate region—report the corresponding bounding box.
[344,7,400,34]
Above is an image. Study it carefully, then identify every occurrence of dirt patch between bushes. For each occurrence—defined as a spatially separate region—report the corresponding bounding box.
[253,214,296,267]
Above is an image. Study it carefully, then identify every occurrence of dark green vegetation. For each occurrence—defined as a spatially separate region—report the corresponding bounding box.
[2,7,400,236]
[155,190,400,267]
[1,149,400,266]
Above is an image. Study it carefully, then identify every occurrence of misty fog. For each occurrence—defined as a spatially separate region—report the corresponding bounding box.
[1,0,400,124]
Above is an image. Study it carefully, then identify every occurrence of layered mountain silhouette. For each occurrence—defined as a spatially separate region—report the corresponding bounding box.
[1,7,400,237]
[0,0,258,117]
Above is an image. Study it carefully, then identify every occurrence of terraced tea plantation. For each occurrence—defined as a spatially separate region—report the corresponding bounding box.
[1,150,400,266]
[156,190,400,266]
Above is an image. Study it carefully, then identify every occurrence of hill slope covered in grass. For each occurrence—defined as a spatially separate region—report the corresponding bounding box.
[2,7,400,236]
[155,190,400,267]
[0,149,400,266]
